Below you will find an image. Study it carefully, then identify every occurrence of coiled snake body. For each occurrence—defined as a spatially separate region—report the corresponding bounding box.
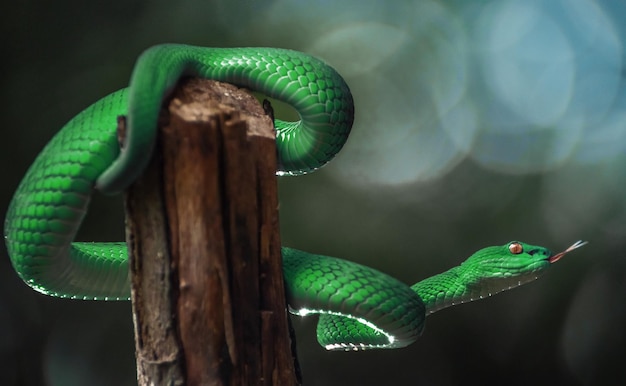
[4,44,585,350]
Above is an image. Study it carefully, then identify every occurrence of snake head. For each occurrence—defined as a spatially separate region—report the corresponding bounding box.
[463,241,551,275]
[418,240,588,315]
[459,240,587,296]
[465,240,587,271]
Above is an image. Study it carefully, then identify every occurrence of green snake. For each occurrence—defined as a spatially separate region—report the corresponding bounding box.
[4,44,586,351]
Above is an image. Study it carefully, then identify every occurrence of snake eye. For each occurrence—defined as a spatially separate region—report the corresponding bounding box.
[508,242,523,254]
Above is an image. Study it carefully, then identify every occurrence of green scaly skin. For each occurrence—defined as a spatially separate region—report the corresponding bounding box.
[411,243,556,315]
[283,241,583,350]
[4,44,583,351]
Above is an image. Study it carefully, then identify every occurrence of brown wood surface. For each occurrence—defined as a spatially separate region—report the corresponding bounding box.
[123,78,301,386]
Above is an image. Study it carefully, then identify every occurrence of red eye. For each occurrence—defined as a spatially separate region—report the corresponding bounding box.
[509,242,523,254]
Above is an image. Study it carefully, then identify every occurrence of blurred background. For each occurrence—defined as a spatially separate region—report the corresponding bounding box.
[1,0,624,385]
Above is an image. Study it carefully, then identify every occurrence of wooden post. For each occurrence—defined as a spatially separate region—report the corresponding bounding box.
[123,78,301,385]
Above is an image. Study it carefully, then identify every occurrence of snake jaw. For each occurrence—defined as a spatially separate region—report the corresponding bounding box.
[547,240,588,263]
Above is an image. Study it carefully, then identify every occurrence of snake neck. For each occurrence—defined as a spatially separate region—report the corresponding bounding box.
[410,265,544,316]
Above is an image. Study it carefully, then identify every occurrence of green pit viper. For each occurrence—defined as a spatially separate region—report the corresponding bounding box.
[4,44,586,350]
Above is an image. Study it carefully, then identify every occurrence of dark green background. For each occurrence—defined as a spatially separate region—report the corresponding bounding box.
[1,1,624,385]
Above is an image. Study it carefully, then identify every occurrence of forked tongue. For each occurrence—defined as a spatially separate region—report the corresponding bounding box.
[548,240,588,263]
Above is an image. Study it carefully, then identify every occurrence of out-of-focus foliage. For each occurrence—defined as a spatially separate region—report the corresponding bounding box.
[1,1,624,385]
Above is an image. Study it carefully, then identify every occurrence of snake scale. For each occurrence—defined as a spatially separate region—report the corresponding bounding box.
[4,44,586,350]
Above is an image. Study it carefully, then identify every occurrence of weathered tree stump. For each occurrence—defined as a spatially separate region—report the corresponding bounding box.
[123,78,301,386]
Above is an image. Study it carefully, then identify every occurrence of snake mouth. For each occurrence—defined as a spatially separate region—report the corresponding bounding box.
[548,240,588,263]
